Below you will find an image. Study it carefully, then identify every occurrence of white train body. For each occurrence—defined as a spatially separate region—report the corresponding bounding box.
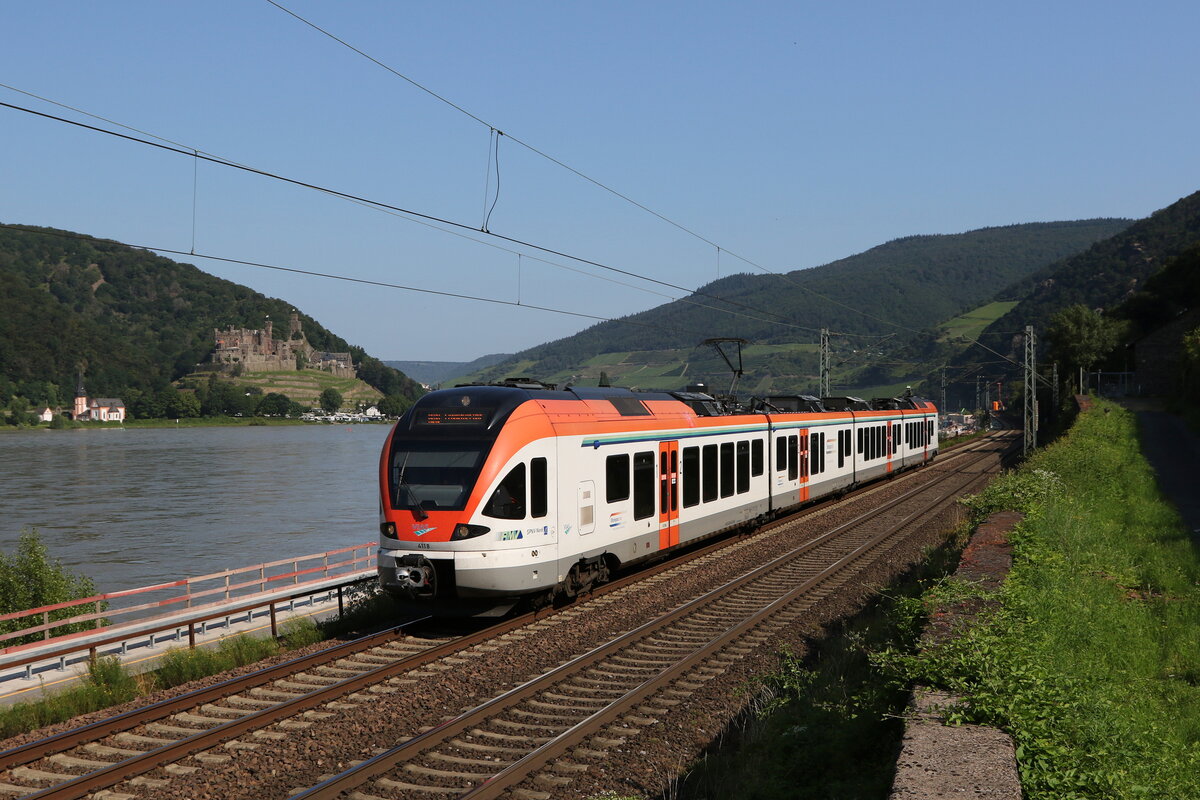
[377,384,937,611]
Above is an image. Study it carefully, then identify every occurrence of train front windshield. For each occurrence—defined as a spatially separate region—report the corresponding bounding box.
[388,440,488,513]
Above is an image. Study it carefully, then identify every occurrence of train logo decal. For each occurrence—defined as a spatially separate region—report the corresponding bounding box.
[609,512,625,528]
[499,530,523,541]
[411,524,436,537]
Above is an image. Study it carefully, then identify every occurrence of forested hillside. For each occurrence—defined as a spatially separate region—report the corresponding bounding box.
[464,219,1130,392]
[977,192,1200,345]
[0,224,422,412]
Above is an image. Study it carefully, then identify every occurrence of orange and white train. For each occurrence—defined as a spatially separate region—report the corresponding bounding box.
[377,381,937,614]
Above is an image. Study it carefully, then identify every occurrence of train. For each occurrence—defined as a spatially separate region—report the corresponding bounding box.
[376,379,938,615]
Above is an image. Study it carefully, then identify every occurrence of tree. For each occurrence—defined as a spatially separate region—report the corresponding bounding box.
[377,394,410,417]
[0,529,99,645]
[319,387,343,413]
[258,392,292,417]
[1046,304,1120,379]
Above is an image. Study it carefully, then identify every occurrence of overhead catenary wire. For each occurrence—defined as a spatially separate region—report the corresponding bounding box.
[0,223,712,341]
[0,98,829,336]
[262,1,931,337]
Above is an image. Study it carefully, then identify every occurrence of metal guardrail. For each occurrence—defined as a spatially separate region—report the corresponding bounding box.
[0,543,376,674]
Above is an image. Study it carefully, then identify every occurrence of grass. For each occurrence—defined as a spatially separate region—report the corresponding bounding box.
[0,585,400,740]
[881,399,1200,798]
[937,300,1019,343]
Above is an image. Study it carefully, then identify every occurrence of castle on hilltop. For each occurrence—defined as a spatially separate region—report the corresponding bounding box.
[208,311,355,378]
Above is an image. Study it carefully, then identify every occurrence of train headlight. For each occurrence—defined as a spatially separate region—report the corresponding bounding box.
[450,524,490,541]
[380,522,397,539]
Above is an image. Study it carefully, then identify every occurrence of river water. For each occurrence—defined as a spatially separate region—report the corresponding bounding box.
[0,424,392,594]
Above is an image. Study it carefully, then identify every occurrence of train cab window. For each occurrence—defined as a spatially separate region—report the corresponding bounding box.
[787,435,799,481]
[736,441,750,494]
[606,454,630,503]
[633,451,655,520]
[702,444,719,502]
[484,463,526,520]
[720,442,735,498]
[682,446,700,508]
[776,436,787,472]
[751,439,764,477]
[531,458,547,518]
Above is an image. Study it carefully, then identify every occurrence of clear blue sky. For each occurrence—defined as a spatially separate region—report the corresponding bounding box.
[3,1,1197,362]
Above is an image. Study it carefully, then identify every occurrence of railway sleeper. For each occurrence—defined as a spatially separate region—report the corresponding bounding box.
[83,742,141,758]
[12,765,73,783]
[450,737,528,757]
[428,751,513,768]
[403,761,489,782]
[373,776,461,795]
[471,727,552,745]
[48,753,112,770]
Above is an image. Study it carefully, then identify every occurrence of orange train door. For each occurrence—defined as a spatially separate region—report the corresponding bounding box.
[658,441,680,550]
[799,429,810,503]
[886,421,894,474]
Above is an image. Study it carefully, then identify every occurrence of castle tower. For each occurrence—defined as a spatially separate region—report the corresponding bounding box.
[264,315,273,344]
[289,310,302,338]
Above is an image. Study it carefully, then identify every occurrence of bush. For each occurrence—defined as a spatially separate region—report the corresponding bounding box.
[0,529,102,645]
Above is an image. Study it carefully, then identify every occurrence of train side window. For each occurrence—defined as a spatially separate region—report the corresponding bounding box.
[702,444,719,502]
[531,457,547,518]
[483,463,526,520]
[809,433,819,475]
[787,435,798,481]
[819,432,826,473]
[736,441,750,494]
[857,427,863,455]
[751,439,764,477]
[605,454,630,503]
[682,446,700,508]
[633,451,655,520]
[720,442,735,498]
[776,436,787,471]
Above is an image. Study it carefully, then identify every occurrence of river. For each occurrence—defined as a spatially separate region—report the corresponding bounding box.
[0,424,392,594]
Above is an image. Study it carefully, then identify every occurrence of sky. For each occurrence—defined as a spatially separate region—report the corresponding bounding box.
[2,1,1198,362]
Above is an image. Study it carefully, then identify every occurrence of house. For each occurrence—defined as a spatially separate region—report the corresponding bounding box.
[37,407,54,423]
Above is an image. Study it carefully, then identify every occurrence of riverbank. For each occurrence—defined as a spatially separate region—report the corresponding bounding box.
[1,415,392,432]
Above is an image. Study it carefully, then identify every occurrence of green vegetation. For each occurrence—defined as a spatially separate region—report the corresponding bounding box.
[0,530,101,646]
[0,224,422,418]
[937,300,1019,344]
[881,400,1200,798]
[319,387,344,413]
[462,219,1128,394]
[0,583,401,739]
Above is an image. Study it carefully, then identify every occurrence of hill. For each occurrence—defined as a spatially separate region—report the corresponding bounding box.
[460,219,1130,394]
[383,354,512,387]
[0,224,423,413]
[978,192,1200,345]
[952,191,1200,395]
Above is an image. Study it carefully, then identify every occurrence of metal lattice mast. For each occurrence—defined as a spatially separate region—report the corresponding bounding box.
[1024,325,1038,456]
[975,375,982,414]
[819,328,830,397]
[1051,362,1060,411]
[940,366,947,415]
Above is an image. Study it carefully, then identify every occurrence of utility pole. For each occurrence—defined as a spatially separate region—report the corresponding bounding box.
[819,328,830,398]
[940,366,947,415]
[975,375,982,415]
[1024,325,1038,456]
[1051,362,1060,411]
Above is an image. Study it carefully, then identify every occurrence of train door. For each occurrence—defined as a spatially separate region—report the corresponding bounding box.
[658,441,679,549]
[798,429,810,502]
[886,421,894,474]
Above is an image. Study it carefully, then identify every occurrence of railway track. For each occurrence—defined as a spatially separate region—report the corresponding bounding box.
[288,438,1011,799]
[0,433,1011,800]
